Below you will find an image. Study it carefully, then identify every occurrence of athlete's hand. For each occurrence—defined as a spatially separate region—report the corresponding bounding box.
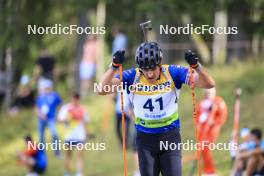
[185,50,199,69]
[16,151,22,159]
[112,50,125,69]
[235,88,242,99]
[38,113,47,120]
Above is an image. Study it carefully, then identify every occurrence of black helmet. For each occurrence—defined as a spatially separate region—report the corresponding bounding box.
[135,42,163,69]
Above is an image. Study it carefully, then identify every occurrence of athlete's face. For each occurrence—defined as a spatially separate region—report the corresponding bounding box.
[241,134,250,142]
[250,134,259,144]
[141,66,161,84]
[72,97,79,106]
[44,87,52,94]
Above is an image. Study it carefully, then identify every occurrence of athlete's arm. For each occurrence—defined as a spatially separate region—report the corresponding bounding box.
[35,106,47,120]
[191,68,215,88]
[97,69,121,95]
[97,51,125,95]
[238,147,263,159]
[185,50,215,88]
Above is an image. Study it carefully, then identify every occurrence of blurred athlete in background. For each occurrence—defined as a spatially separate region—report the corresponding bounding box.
[196,88,228,175]
[35,79,62,157]
[58,93,89,176]
[17,135,47,176]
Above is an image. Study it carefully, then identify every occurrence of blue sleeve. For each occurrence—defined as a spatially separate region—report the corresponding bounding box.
[114,68,136,88]
[261,140,264,150]
[54,93,62,106]
[168,65,189,89]
[36,96,41,107]
[246,141,257,150]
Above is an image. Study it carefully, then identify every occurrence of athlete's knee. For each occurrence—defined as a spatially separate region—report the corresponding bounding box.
[49,124,58,136]
[245,155,258,175]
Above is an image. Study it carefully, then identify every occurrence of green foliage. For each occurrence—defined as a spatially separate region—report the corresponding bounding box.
[0,61,263,175]
[1,0,264,73]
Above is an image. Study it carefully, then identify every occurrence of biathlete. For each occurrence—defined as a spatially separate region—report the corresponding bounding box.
[58,93,89,176]
[98,42,215,176]
[196,88,228,175]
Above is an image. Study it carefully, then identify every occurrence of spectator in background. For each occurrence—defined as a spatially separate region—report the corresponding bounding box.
[35,48,55,79]
[112,26,127,54]
[238,128,252,151]
[114,90,140,176]
[58,93,89,176]
[196,88,228,175]
[9,75,35,117]
[17,135,47,176]
[114,90,132,148]
[246,128,264,175]
[33,48,56,92]
[35,79,62,157]
[79,35,97,98]
[233,128,264,176]
[0,64,7,107]
[230,128,251,165]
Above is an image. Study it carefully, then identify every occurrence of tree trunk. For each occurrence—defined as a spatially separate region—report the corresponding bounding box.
[182,14,211,64]
[4,47,13,109]
[95,1,106,81]
[74,11,89,93]
[212,10,228,64]
[252,34,260,58]
[251,4,261,60]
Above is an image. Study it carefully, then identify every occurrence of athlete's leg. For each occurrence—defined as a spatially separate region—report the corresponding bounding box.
[133,152,140,176]
[245,155,261,175]
[136,131,160,176]
[80,62,96,98]
[18,152,45,175]
[38,119,46,144]
[137,145,160,176]
[160,129,182,176]
[201,145,216,174]
[160,150,182,176]
[115,113,122,146]
[202,127,218,174]
[76,147,84,175]
[47,120,60,156]
[124,114,131,147]
[232,156,245,176]
[64,148,72,174]
[47,119,59,142]
[210,125,221,143]
[18,152,35,169]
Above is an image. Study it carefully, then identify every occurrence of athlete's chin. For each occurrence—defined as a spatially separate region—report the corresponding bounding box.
[147,79,156,84]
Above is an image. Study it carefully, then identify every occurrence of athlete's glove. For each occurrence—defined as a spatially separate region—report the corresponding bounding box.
[111,50,125,70]
[185,50,200,69]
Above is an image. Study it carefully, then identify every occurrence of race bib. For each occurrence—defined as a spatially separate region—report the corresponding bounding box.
[199,112,208,123]
[41,104,49,115]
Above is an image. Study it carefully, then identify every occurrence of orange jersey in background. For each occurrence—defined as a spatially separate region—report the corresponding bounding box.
[196,96,228,174]
[197,96,228,127]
